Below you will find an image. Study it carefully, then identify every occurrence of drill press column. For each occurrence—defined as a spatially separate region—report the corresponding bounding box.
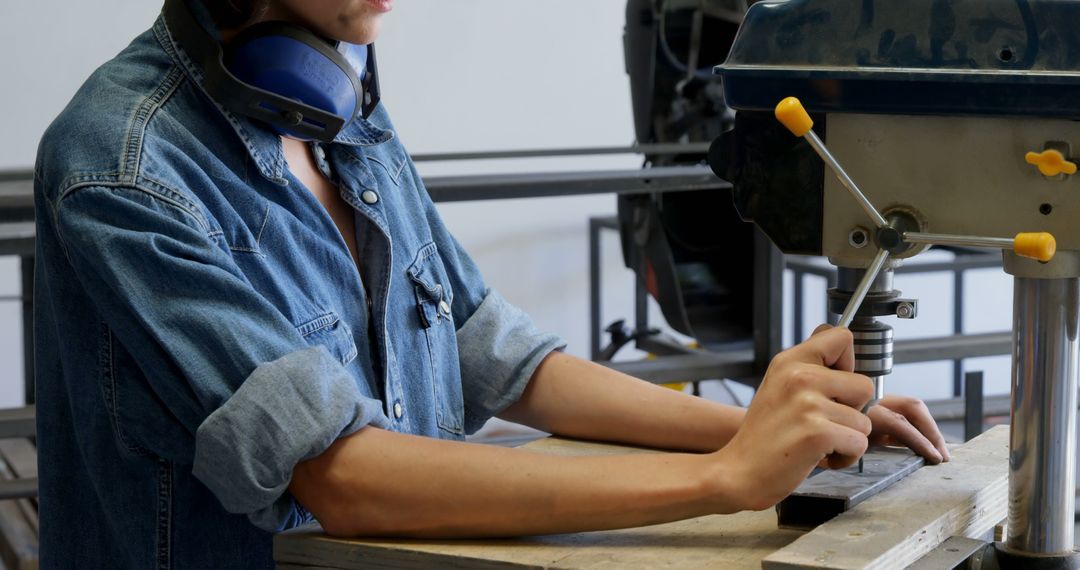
[1006,276,1079,555]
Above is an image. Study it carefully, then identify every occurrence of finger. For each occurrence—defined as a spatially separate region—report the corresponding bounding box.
[826,452,859,470]
[869,406,944,464]
[806,366,874,410]
[822,424,869,469]
[795,326,855,372]
[895,400,951,462]
[811,323,833,336]
[824,400,873,436]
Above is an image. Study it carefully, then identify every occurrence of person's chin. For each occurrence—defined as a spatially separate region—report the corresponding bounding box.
[347,19,382,45]
[336,12,383,45]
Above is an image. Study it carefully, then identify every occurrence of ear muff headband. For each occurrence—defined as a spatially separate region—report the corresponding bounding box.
[162,0,379,142]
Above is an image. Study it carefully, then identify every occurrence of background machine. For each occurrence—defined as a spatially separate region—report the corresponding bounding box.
[618,0,781,379]
[710,0,1080,566]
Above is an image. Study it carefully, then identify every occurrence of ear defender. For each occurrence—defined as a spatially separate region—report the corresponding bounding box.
[224,22,363,140]
[163,0,381,142]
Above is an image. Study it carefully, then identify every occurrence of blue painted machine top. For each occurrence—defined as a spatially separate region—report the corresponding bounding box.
[718,0,1080,118]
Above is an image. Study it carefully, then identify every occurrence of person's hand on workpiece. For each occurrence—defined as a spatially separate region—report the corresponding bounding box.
[866,397,950,464]
[805,326,951,465]
[714,326,875,511]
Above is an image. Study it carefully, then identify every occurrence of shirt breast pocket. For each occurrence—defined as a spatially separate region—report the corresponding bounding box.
[295,313,359,367]
[407,242,465,435]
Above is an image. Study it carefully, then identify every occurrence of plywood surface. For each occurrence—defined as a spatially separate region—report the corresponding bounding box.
[763,426,1009,570]
[275,437,800,569]
[275,428,1010,570]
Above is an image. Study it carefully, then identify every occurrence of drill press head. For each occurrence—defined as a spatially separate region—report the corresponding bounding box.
[709,0,1080,280]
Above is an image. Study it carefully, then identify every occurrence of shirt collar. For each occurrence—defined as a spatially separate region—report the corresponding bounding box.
[153,13,394,185]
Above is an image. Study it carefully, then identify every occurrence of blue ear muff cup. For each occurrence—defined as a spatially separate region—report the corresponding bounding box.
[226,24,363,140]
[162,0,379,142]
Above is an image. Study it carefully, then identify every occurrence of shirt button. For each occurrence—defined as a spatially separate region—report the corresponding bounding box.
[361,190,379,205]
[393,402,403,419]
[439,300,451,316]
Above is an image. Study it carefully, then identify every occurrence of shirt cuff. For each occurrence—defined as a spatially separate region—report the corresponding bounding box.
[456,289,567,434]
[192,346,389,532]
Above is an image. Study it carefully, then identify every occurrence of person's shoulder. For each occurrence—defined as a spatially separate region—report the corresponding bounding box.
[37,26,172,196]
[36,24,214,204]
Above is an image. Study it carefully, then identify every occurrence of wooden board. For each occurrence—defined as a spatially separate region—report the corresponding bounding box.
[762,425,1009,570]
[276,510,799,569]
[274,428,1009,570]
[275,437,801,569]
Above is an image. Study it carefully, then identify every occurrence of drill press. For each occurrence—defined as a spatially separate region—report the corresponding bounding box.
[709,0,1080,565]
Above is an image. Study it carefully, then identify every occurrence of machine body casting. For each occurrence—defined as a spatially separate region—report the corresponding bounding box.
[711,0,1080,565]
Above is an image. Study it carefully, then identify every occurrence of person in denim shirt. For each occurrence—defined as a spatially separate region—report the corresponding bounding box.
[33,0,950,568]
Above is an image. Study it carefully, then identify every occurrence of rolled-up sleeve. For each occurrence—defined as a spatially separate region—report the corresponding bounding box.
[53,185,386,531]
[194,347,388,530]
[455,290,566,433]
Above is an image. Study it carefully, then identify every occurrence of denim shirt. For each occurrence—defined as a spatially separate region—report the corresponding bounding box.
[33,14,564,570]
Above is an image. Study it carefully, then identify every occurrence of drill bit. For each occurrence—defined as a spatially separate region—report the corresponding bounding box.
[858,376,884,473]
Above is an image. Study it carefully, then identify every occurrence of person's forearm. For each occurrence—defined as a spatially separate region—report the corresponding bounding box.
[290,426,735,538]
[499,352,745,453]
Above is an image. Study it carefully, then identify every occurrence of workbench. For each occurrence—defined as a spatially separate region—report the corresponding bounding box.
[274,426,1009,569]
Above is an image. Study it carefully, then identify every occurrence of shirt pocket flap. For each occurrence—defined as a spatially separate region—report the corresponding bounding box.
[296,313,359,366]
[406,242,448,304]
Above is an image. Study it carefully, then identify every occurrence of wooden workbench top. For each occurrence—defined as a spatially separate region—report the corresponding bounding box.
[274,427,1009,570]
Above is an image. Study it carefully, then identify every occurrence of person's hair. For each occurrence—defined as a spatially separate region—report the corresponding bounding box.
[204,0,272,28]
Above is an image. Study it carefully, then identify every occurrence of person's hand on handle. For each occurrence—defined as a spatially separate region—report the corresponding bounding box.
[713,327,874,511]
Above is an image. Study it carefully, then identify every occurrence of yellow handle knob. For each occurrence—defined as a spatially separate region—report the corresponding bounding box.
[1015,232,1057,262]
[1025,149,1077,177]
[775,97,814,137]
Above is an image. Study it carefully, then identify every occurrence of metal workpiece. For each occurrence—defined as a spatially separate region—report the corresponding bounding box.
[1007,277,1079,556]
[776,446,925,530]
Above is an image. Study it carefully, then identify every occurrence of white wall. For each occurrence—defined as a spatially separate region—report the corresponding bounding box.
[0,0,1016,411]
[376,1,648,364]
